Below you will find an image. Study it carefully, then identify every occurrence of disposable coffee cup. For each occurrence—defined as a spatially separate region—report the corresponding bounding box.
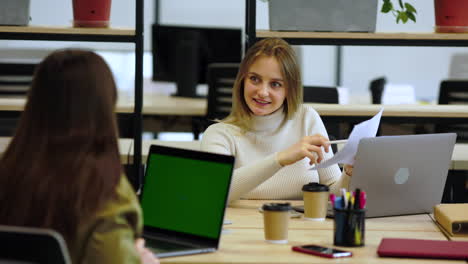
[262,203,291,244]
[302,182,329,221]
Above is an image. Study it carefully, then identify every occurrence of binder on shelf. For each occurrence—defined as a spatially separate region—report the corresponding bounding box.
[434,203,468,237]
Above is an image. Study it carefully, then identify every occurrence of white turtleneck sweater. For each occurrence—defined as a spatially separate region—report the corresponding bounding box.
[201,105,350,202]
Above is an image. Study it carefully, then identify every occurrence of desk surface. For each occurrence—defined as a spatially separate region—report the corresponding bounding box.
[0,137,134,164]
[0,95,208,116]
[0,137,466,170]
[161,200,459,264]
[133,140,468,171]
[451,143,468,170]
[227,200,441,232]
[136,95,468,118]
[1,95,468,118]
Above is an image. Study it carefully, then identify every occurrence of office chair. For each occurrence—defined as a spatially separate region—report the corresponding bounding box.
[303,85,339,104]
[303,85,340,153]
[0,63,35,136]
[0,225,71,264]
[369,77,386,104]
[0,63,35,96]
[192,63,238,139]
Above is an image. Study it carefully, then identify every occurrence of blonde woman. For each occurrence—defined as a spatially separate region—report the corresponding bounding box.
[201,38,352,202]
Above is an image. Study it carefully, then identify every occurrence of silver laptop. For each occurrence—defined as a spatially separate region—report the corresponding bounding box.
[140,145,234,258]
[349,133,456,218]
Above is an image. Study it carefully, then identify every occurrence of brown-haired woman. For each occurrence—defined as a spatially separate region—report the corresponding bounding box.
[201,38,353,202]
[0,49,158,264]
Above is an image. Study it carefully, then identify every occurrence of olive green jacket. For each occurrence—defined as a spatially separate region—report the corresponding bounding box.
[71,176,143,264]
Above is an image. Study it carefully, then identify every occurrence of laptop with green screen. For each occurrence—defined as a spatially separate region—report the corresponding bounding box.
[140,145,234,258]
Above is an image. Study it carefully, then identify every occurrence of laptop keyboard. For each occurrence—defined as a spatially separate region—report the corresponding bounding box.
[144,235,197,253]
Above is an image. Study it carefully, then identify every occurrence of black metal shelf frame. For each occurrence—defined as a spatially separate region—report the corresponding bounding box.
[0,0,144,190]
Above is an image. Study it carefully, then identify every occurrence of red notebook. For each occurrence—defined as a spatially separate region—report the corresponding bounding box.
[377,238,468,260]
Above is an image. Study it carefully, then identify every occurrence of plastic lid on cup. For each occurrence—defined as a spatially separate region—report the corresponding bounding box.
[262,202,292,212]
[302,182,329,192]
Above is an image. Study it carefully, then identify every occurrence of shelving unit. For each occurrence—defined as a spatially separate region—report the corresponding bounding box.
[0,0,144,189]
[245,0,468,95]
[246,0,468,85]
[246,0,468,47]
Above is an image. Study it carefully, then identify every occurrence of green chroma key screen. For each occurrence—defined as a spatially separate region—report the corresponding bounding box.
[141,153,232,239]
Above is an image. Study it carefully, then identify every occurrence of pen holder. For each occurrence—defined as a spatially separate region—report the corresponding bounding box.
[333,208,366,247]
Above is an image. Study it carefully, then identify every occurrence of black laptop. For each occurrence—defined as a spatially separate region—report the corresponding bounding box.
[140,145,234,258]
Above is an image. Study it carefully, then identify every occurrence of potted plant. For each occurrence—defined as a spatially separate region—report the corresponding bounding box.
[0,0,30,26]
[380,0,417,24]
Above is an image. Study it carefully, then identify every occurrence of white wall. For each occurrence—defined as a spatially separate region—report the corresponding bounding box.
[341,0,466,102]
[2,0,467,102]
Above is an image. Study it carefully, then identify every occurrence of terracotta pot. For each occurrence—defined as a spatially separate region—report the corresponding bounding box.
[435,0,468,33]
[72,0,111,28]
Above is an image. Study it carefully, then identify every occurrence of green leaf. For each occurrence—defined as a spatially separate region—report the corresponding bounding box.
[407,11,416,22]
[405,3,417,13]
[381,1,393,13]
[381,0,417,24]
[399,11,409,23]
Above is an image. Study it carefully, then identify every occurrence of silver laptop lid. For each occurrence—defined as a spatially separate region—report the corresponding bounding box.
[350,133,456,218]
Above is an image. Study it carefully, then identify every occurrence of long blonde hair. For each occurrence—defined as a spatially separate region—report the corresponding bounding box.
[224,38,302,130]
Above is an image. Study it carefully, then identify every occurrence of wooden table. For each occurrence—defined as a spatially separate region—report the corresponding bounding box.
[0,137,465,170]
[117,94,207,116]
[160,200,461,264]
[127,139,200,163]
[1,95,468,119]
[0,137,133,164]
[0,94,207,116]
[1,95,467,136]
[129,140,468,170]
[451,143,468,170]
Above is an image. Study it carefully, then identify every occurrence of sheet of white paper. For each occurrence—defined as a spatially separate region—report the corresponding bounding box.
[311,108,384,170]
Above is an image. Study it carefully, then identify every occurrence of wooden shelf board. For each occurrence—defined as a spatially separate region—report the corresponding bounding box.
[0,25,134,36]
[257,30,468,41]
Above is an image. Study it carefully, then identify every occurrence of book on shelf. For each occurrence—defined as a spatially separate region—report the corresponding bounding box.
[434,204,468,237]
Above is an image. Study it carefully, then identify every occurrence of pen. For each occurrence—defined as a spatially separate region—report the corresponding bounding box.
[334,197,343,209]
[326,139,348,145]
[354,188,361,210]
[346,192,352,210]
[359,191,366,209]
[341,188,347,209]
[329,193,336,207]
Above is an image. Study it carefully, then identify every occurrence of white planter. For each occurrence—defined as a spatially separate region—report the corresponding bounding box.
[0,0,30,26]
[269,0,378,32]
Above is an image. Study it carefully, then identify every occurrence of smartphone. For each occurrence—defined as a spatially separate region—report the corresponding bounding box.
[292,244,352,258]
